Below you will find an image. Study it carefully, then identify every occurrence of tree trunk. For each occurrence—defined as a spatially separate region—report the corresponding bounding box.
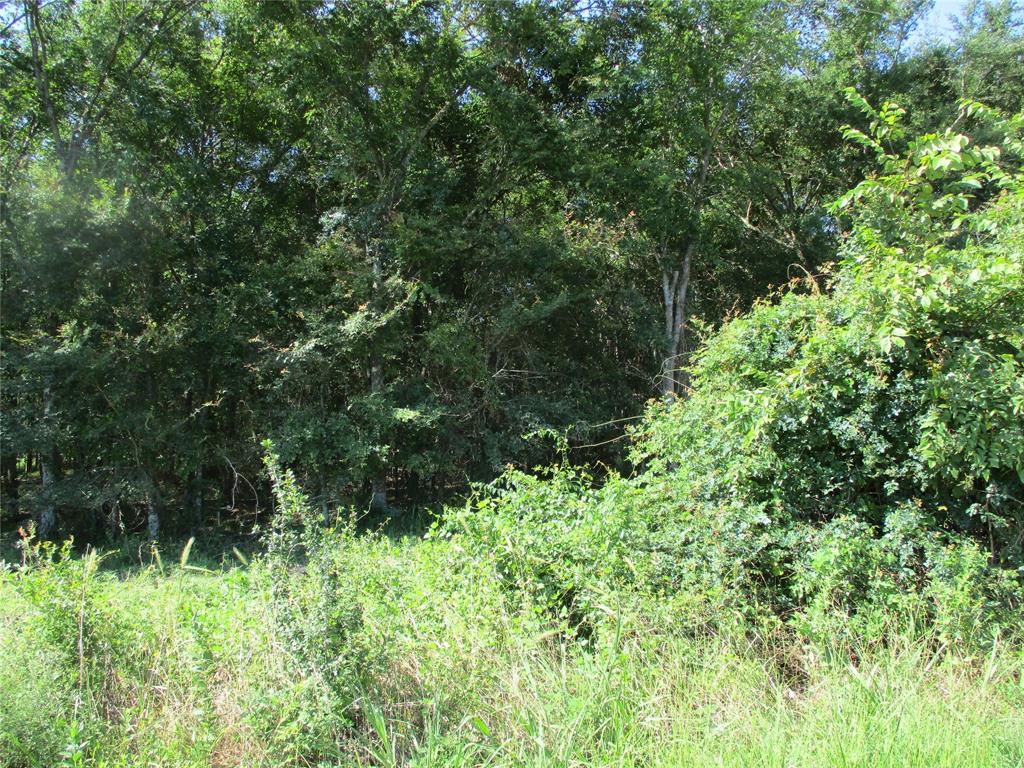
[38,382,58,539]
[369,353,389,514]
[183,467,203,532]
[659,241,694,398]
[107,499,122,539]
[147,495,160,540]
[192,466,203,523]
[2,454,19,519]
[370,476,389,514]
[369,244,390,515]
[656,129,715,398]
[407,470,421,510]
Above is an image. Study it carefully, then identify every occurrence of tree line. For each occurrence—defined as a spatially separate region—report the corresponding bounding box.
[1,0,1021,540]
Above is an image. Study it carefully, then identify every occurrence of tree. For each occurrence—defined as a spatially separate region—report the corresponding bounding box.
[582,0,793,396]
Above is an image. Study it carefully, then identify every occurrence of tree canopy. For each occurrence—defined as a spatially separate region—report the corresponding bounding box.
[1,0,1022,542]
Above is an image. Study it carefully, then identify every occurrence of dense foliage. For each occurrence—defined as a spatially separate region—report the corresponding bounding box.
[1,406,1021,766]
[4,0,1022,540]
[2,1,1024,765]
[450,97,1024,644]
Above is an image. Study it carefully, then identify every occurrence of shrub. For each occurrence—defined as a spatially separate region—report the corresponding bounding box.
[453,98,1024,641]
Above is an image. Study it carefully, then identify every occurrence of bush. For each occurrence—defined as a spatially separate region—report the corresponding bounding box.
[453,98,1024,641]
[642,98,1024,626]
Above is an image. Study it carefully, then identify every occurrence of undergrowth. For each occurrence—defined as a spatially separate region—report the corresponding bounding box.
[2,99,1022,767]
[1,527,1022,768]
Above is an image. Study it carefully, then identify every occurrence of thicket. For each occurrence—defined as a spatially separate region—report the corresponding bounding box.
[450,97,1024,643]
[2,1,1023,764]
[1,99,1022,768]
[4,0,1023,540]
[5,528,1022,767]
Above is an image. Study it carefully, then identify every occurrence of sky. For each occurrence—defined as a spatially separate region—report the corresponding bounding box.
[913,0,966,44]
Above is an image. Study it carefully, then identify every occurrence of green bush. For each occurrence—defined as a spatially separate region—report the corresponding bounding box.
[640,97,1024,627]
[453,98,1024,641]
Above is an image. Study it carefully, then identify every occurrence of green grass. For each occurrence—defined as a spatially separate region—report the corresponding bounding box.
[1,533,1022,768]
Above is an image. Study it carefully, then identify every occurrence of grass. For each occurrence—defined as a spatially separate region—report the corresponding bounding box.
[1,532,1022,768]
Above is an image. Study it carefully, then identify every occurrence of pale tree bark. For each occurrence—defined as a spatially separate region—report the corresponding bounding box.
[658,137,712,398]
[27,0,62,537]
[24,0,195,177]
[361,82,468,516]
[659,240,694,398]
[143,374,160,539]
[369,244,389,514]
[370,475,389,514]
[24,0,185,537]
[38,380,58,539]
[107,499,122,539]
[146,495,160,541]
[24,0,67,171]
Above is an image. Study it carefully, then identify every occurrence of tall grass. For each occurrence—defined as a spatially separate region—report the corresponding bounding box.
[1,533,1021,767]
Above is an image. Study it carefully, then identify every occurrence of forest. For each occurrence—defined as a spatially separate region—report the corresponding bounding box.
[1,0,1023,766]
